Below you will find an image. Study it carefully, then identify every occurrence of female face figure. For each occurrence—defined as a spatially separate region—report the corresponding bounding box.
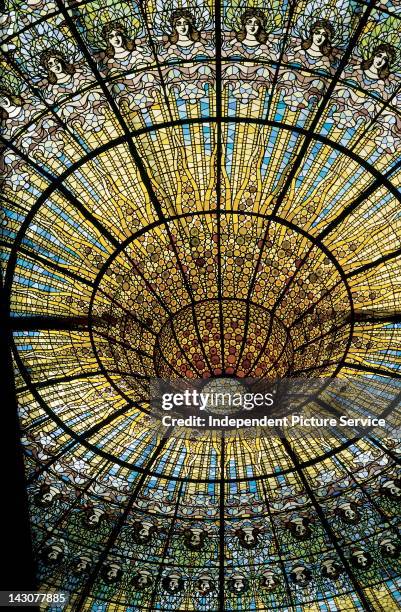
[237,9,267,45]
[103,23,135,59]
[245,17,260,37]
[302,20,333,58]
[108,29,124,49]
[47,56,65,78]
[175,17,190,38]
[42,51,74,85]
[102,563,122,584]
[34,484,59,507]
[312,26,327,48]
[362,44,394,80]
[84,507,105,529]
[0,92,23,119]
[169,10,199,45]
[0,95,11,122]
[42,490,56,504]
[373,50,389,71]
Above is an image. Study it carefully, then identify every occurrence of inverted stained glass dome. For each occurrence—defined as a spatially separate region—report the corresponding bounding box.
[2,0,401,609]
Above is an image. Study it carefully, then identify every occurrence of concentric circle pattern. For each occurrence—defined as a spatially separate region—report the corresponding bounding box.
[2,0,401,609]
[153,299,292,378]
[90,215,351,385]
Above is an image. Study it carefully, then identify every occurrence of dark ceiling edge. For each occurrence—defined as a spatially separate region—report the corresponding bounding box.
[0,275,37,591]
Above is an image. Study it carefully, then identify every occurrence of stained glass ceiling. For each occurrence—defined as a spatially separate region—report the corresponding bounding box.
[1,0,401,609]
